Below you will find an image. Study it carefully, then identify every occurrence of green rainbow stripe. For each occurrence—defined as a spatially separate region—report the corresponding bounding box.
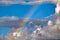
[15,5,39,34]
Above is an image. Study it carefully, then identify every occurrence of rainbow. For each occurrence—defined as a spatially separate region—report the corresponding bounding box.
[12,5,40,37]
[14,5,39,36]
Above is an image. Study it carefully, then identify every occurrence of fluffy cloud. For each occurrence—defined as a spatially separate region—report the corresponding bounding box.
[0,0,57,5]
[36,14,60,39]
[0,14,60,40]
[13,14,60,40]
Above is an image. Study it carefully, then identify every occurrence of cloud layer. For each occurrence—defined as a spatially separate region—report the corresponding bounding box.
[0,16,21,28]
[0,16,19,21]
[0,0,57,5]
[0,13,60,40]
[1,14,59,40]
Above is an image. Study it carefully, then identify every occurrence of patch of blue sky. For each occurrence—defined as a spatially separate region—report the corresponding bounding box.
[0,27,10,35]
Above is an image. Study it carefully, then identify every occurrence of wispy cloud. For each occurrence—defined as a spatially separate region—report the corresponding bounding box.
[0,16,20,28]
[0,16,19,22]
[0,0,57,5]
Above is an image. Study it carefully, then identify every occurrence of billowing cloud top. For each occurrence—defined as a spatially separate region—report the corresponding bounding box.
[0,0,57,5]
[0,13,60,39]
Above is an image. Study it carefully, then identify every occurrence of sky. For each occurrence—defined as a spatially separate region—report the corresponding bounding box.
[0,27,10,35]
[0,2,56,19]
[0,1,56,35]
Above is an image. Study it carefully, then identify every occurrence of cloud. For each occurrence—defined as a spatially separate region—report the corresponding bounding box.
[0,0,57,5]
[0,13,60,40]
[0,16,19,22]
[11,14,60,40]
[0,16,20,28]
[14,14,60,40]
[36,14,60,39]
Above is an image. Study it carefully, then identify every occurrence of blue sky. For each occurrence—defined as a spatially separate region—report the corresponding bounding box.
[0,4,33,17]
[0,2,56,19]
[0,2,56,35]
[0,27,10,35]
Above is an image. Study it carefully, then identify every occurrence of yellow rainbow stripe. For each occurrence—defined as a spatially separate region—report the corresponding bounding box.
[14,5,40,34]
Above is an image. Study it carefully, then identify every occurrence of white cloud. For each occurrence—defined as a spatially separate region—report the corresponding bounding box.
[0,16,20,28]
[0,16,19,22]
[10,16,60,40]
[0,0,57,5]
[29,14,60,39]
[0,12,60,40]
[48,20,53,26]
[9,16,19,21]
[41,15,60,39]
